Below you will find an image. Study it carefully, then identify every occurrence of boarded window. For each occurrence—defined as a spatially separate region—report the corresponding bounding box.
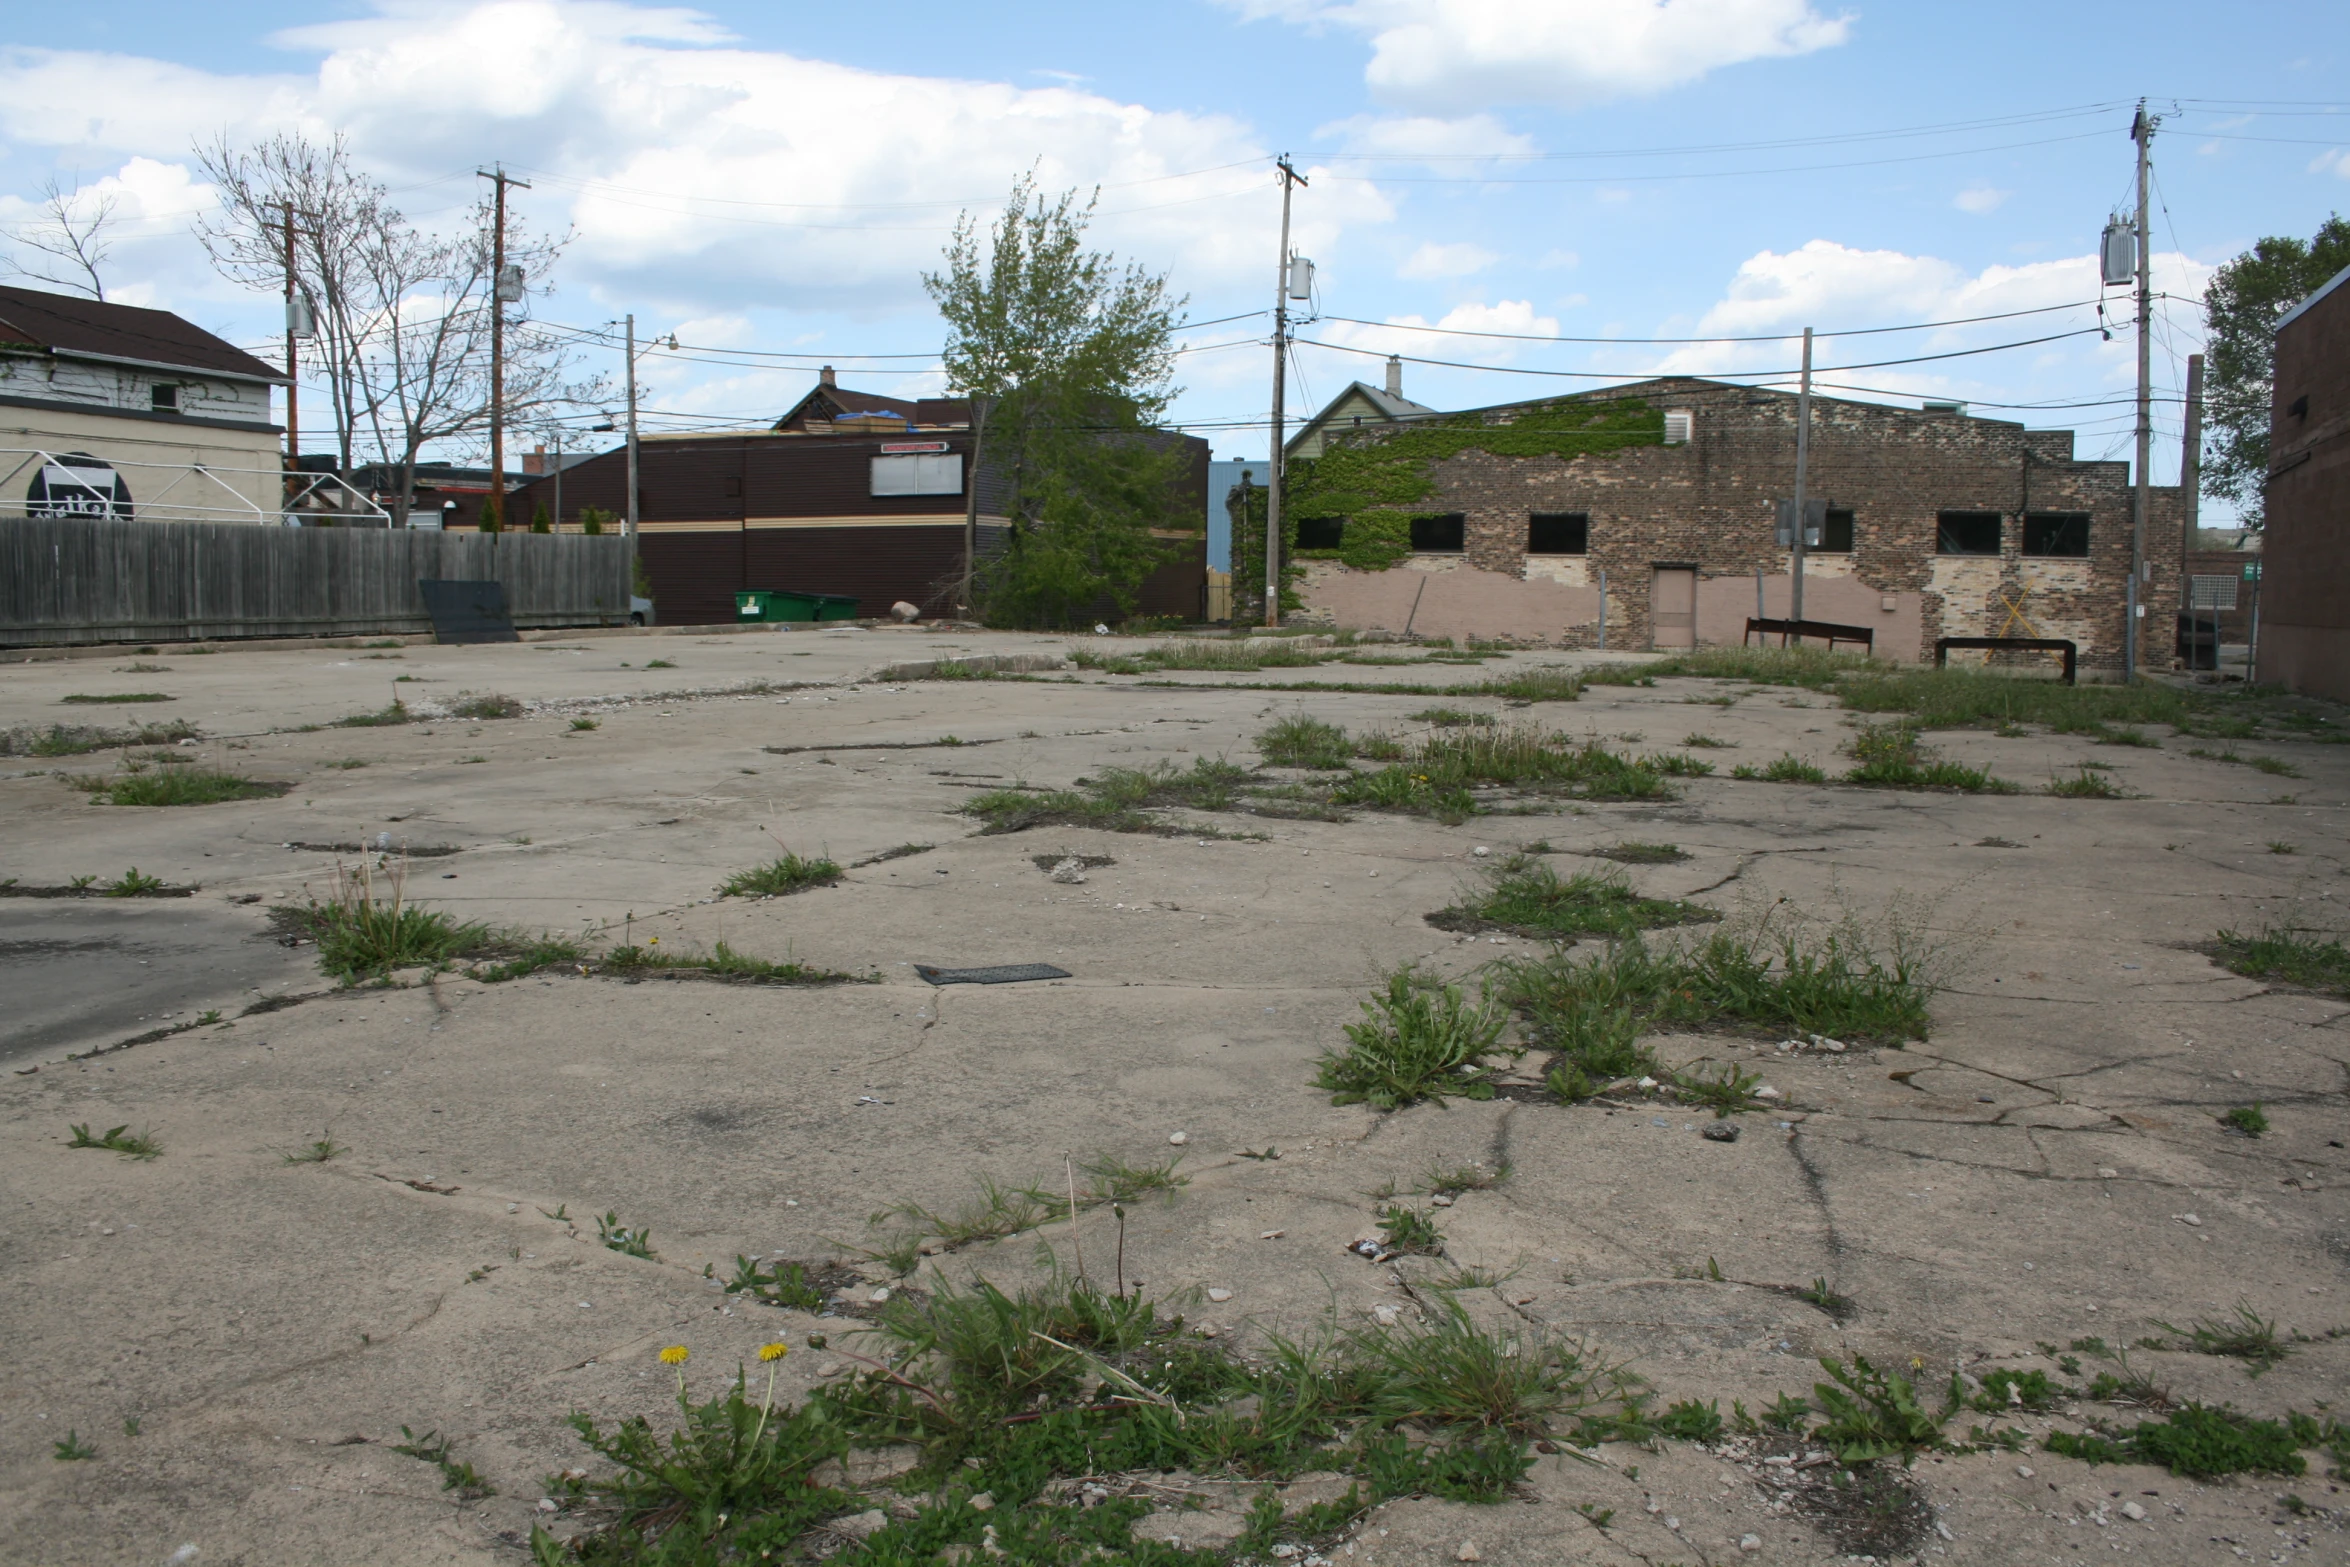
[1294,516,1345,549]
[2022,511,2090,557]
[869,453,964,496]
[1936,510,2002,556]
[1817,507,1854,553]
[1410,513,1466,552]
[1526,512,1588,554]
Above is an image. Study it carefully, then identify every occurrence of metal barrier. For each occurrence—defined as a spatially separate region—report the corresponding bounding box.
[1743,615,1875,652]
[1934,636,2077,685]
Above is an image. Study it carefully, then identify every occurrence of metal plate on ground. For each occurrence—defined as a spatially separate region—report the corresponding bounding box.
[418,579,519,644]
[915,963,1071,986]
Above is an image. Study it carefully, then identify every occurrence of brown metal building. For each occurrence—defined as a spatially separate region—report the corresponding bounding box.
[496,378,1210,627]
[2257,263,2350,700]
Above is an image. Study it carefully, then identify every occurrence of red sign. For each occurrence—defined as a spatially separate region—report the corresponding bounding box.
[879,441,950,453]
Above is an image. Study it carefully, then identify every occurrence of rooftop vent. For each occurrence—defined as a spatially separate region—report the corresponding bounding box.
[1922,400,1966,415]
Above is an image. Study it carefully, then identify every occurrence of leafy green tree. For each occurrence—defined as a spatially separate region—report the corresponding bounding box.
[924,175,1189,627]
[2202,215,2350,526]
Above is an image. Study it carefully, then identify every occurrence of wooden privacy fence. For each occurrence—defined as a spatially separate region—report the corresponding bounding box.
[0,519,632,646]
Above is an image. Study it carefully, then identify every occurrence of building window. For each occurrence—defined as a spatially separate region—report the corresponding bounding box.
[1526,512,1588,555]
[1663,409,1693,445]
[1294,516,1345,549]
[151,384,179,412]
[869,452,963,496]
[1936,510,2002,556]
[2022,511,2090,557]
[1817,507,1854,553]
[1410,513,1466,552]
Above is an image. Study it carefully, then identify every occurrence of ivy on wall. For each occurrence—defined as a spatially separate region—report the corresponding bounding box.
[1285,397,1667,571]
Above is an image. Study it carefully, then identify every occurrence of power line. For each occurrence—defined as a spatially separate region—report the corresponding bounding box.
[1291,324,2112,382]
[1316,129,2114,186]
[1319,297,2109,348]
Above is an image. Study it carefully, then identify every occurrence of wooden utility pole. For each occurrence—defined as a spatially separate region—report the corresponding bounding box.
[625,313,640,577]
[479,165,530,530]
[2180,351,2204,587]
[2126,102,2156,681]
[1791,326,1814,623]
[1264,155,1305,628]
[960,394,993,618]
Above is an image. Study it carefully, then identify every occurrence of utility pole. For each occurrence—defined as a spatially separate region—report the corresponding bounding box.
[2126,101,2156,682]
[960,394,993,619]
[479,165,530,531]
[1791,326,1814,623]
[625,312,641,586]
[2180,351,2204,589]
[1264,155,1305,629]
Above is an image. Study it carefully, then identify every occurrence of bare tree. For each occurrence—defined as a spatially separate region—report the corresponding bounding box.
[5,177,120,300]
[195,133,602,521]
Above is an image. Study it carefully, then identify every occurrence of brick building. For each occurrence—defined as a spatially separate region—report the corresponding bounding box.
[2256,263,2350,700]
[499,375,1209,627]
[1278,376,2183,675]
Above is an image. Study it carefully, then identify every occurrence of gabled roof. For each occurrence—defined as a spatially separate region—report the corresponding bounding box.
[1286,379,1438,454]
[0,284,286,383]
[772,382,972,432]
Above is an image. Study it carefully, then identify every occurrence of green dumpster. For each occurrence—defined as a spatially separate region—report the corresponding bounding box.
[736,591,863,623]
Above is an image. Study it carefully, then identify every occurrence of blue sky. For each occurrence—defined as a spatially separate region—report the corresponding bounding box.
[4,1,2347,517]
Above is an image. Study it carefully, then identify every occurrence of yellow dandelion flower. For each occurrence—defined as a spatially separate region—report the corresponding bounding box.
[658,1344,690,1366]
[758,1342,789,1362]
[649,936,661,945]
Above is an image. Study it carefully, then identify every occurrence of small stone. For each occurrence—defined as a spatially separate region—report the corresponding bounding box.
[536,1499,558,1513]
[1755,1086,1782,1099]
[2120,1501,2147,1521]
[1371,1303,1403,1326]
[1207,1287,1234,1302]
[835,1509,888,1540]
[2015,1465,2035,1479]
[1270,1547,1301,1561]
[2097,1167,2119,1178]
[1049,857,1088,884]
[1430,1192,1456,1206]
[1739,1535,1763,1553]
[1198,1323,1220,1338]
[1261,1229,1284,1239]
[1703,1122,1740,1143]
[968,1491,995,1512]
[1935,1520,1955,1540]
[817,1361,844,1378]
[1456,1543,1481,1562]
[1472,846,1489,857]
[1663,1516,1681,1531]
[2178,1213,2201,1227]
[1636,1076,1659,1090]
[870,1286,891,1303]
[1169,1131,1189,1146]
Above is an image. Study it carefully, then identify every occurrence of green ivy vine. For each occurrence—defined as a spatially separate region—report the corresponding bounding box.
[1286,398,1667,571]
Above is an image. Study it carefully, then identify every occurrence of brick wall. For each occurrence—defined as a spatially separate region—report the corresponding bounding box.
[1298,377,2184,674]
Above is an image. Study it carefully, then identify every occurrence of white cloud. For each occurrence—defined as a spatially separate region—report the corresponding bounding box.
[1315,297,1558,363]
[1538,248,1580,270]
[1953,185,2009,215]
[2310,149,2350,180]
[1398,240,1497,278]
[1226,0,1851,113]
[0,0,1391,326]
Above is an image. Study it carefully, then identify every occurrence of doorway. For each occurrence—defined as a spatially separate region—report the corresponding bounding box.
[1650,566,1697,648]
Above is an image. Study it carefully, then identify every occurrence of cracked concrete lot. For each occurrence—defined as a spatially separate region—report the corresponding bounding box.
[2,625,2347,1565]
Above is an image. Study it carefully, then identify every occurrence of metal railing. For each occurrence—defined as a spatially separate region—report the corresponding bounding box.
[0,448,388,527]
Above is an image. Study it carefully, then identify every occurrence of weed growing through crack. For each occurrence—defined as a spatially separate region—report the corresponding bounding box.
[1843,723,2017,793]
[1673,1062,1766,1117]
[1681,732,1731,748]
[68,1123,161,1160]
[1733,754,1828,783]
[280,1134,344,1164]
[1811,1355,1946,1464]
[1256,714,1354,769]
[2154,1301,2291,1375]
[2046,1404,2306,1478]
[1428,857,1716,941]
[333,700,411,728]
[2047,765,2127,798]
[569,717,599,731]
[2268,841,2297,854]
[76,768,289,806]
[62,692,173,704]
[1655,1398,1727,1442]
[1334,728,1675,821]
[719,852,842,898]
[392,1426,497,1499]
[1316,966,1506,1110]
[964,757,1253,836]
[1417,1159,1509,1196]
[1504,898,1947,1095]
[1411,707,1495,728]
[449,692,524,719]
[278,859,493,978]
[722,1257,828,1311]
[2221,1104,2270,1137]
[597,1212,657,1260]
[599,940,862,987]
[1375,1204,1445,1256]
[52,1431,94,1461]
[642,659,677,670]
[864,1155,1191,1264]
[2212,926,2350,996]
[103,868,167,896]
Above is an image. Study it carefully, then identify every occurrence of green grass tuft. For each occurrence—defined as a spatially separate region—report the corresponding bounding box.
[1430,857,1715,942]
[68,1123,162,1160]
[1256,714,1354,769]
[1316,966,1506,1110]
[2212,927,2350,997]
[719,852,843,898]
[62,692,173,704]
[79,769,289,806]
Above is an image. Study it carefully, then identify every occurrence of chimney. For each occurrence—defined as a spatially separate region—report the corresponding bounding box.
[1384,354,1403,399]
[819,364,837,388]
[524,444,546,476]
